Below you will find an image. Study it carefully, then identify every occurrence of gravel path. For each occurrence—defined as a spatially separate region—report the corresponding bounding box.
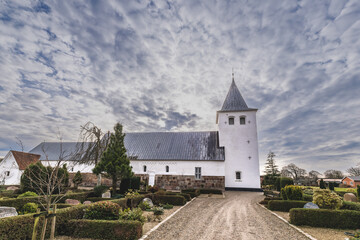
[146,191,309,240]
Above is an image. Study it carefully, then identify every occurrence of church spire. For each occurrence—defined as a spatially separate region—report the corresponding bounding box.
[220,73,252,111]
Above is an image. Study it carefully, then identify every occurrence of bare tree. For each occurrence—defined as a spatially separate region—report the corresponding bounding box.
[324,169,344,179]
[308,170,321,180]
[72,122,109,186]
[347,163,360,176]
[281,163,307,180]
[15,137,25,152]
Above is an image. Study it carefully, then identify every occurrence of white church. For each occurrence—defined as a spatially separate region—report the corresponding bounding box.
[1,76,261,191]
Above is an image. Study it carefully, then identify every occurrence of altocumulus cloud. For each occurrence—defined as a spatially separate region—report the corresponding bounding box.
[0,0,359,174]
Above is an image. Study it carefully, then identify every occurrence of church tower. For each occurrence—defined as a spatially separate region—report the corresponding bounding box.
[217,74,261,191]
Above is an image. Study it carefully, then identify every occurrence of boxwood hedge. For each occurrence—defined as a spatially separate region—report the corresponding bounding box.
[267,200,308,212]
[341,201,360,211]
[64,219,142,240]
[152,194,186,206]
[290,208,360,229]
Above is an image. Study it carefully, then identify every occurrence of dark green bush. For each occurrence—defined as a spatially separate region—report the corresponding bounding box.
[341,201,360,211]
[64,219,142,240]
[93,185,109,197]
[138,201,151,210]
[181,189,200,197]
[198,189,223,194]
[275,177,281,191]
[290,208,360,229]
[86,197,113,202]
[0,205,87,240]
[357,185,360,201]
[162,203,173,209]
[119,208,145,223]
[152,194,186,206]
[119,177,141,194]
[320,179,325,189]
[109,198,127,209]
[302,194,313,201]
[72,171,83,188]
[179,193,191,201]
[281,188,287,200]
[328,182,335,191]
[21,202,38,214]
[268,200,307,212]
[84,201,120,220]
[280,177,294,189]
[283,185,303,200]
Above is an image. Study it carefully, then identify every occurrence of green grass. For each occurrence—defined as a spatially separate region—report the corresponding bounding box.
[334,187,356,192]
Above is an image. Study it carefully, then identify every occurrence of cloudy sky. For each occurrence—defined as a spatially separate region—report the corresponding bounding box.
[0,0,359,174]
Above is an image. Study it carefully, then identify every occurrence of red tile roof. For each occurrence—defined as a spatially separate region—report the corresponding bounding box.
[11,150,41,170]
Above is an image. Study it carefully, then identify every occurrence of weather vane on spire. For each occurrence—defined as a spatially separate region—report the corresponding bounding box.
[232,68,234,81]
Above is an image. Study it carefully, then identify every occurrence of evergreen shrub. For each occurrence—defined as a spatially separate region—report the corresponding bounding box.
[320,179,326,189]
[119,208,145,223]
[302,194,313,202]
[357,185,360,201]
[198,189,223,195]
[280,177,294,189]
[341,201,360,211]
[72,171,83,188]
[93,185,109,197]
[283,185,303,200]
[21,202,38,214]
[267,200,307,212]
[119,177,141,194]
[313,189,343,210]
[328,182,335,191]
[281,188,287,200]
[275,177,281,191]
[84,201,120,220]
[152,194,186,206]
[17,191,38,198]
[290,208,360,229]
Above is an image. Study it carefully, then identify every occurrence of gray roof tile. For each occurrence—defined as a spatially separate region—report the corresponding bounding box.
[30,131,225,161]
[220,79,255,111]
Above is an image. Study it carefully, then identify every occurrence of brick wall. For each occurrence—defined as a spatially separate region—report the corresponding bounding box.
[155,175,225,190]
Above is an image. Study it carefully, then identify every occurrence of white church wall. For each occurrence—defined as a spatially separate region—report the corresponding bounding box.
[41,160,94,173]
[218,110,261,189]
[131,160,225,177]
[0,152,23,185]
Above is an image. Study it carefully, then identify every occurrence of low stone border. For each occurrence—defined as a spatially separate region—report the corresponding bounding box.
[257,203,317,240]
[140,197,196,240]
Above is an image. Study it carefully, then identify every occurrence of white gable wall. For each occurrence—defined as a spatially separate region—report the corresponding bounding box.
[218,110,261,189]
[0,151,23,185]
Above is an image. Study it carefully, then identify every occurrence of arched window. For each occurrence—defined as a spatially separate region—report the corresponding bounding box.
[166,166,169,172]
[228,117,234,125]
[143,165,147,172]
[240,116,246,125]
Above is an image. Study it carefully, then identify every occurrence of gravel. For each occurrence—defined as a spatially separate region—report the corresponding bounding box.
[146,191,310,240]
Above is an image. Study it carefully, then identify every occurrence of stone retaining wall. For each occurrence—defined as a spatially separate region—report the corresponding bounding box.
[155,175,225,190]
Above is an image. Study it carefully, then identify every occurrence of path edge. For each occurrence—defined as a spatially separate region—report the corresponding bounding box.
[140,197,196,240]
[257,203,317,240]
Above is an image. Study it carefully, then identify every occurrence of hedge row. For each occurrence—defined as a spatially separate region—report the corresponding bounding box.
[341,201,360,211]
[267,200,308,212]
[302,194,313,202]
[0,192,90,211]
[290,208,360,229]
[198,189,223,195]
[152,194,186,206]
[64,219,142,240]
[0,205,87,240]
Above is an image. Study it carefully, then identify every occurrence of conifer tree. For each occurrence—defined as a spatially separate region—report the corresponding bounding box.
[264,151,279,176]
[93,123,133,195]
[72,171,83,189]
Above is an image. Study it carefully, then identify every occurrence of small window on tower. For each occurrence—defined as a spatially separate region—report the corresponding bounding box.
[166,166,169,172]
[228,117,234,125]
[240,116,246,125]
[5,171,10,177]
[143,165,147,172]
[236,171,241,181]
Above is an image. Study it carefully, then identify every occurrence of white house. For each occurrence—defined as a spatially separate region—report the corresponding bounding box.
[0,150,41,185]
[28,76,261,191]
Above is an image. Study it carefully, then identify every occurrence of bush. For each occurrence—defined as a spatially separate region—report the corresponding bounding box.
[313,189,343,210]
[119,208,145,223]
[357,185,360,201]
[148,185,159,193]
[283,185,303,200]
[290,208,360,229]
[328,182,335,191]
[275,177,281,191]
[198,189,223,194]
[341,201,360,211]
[72,171,83,188]
[280,177,294,189]
[153,206,164,216]
[281,188,287,200]
[181,189,200,198]
[84,201,120,220]
[302,194,313,202]
[21,202,38,214]
[320,179,325,189]
[267,200,307,212]
[162,203,173,209]
[17,191,38,198]
[119,177,141,194]
[109,198,127,209]
[64,219,142,240]
[93,185,109,197]
[303,188,313,195]
[179,193,191,201]
[152,194,186,206]
[138,201,151,211]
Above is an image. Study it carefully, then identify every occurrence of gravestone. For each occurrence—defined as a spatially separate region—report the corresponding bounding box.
[142,198,154,207]
[303,202,319,209]
[83,201,92,205]
[65,199,81,205]
[6,186,19,191]
[0,207,18,218]
[102,191,111,198]
[344,193,358,202]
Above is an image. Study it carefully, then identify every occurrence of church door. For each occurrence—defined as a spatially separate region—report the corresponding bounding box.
[148,172,155,186]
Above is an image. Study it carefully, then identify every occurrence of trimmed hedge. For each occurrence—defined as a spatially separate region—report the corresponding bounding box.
[64,219,142,240]
[179,193,191,201]
[152,194,186,206]
[302,194,313,202]
[0,205,87,240]
[181,189,200,198]
[87,197,114,202]
[341,201,360,211]
[290,208,360,229]
[198,189,223,195]
[109,198,128,209]
[0,192,90,211]
[268,200,307,212]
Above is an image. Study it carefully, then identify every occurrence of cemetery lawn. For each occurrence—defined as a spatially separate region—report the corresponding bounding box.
[273,211,353,240]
